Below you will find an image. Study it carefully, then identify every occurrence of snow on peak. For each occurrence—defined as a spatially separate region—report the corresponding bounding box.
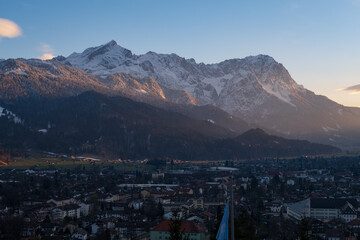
[105,40,118,47]
[64,41,306,110]
[65,40,134,74]
[244,54,276,65]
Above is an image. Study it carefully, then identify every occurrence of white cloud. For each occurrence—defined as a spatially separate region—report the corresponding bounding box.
[338,84,360,94]
[39,53,55,60]
[40,43,53,53]
[38,43,55,60]
[0,18,22,40]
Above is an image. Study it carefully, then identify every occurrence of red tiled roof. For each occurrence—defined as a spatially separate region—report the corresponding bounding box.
[152,220,206,233]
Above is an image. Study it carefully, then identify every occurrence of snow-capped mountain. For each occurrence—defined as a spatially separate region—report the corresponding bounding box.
[63,40,360,148]
[0,57,251,138]
[1,41,359,148]
[66,40,304,111]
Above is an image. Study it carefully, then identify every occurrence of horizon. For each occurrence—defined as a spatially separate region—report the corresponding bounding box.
[0,0,359,107]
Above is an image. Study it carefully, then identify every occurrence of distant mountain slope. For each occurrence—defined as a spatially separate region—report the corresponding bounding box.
[63,41,360,148]
[0,58,110,98]
[0,92,340,160]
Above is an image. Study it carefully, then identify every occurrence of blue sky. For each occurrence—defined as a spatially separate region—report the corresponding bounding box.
[0,0,359,106]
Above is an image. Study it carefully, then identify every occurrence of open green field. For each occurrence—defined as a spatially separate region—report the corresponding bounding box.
[5,157,89,169]
[2,157,156,172]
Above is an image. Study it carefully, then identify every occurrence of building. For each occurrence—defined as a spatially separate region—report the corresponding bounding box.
[72,228,88,240]
[287,198,358,222]
[150,220,207,240]
[51,204,81,221]
[78,202,92,216]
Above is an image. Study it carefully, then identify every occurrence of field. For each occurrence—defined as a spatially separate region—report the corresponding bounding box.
[1,155,157,172]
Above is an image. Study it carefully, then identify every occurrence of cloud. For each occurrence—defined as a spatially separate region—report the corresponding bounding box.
[0,18,22,40]
[39,53,55,60]
[40,43,53,53]
[38,43,55,60]
[338,84,360,94]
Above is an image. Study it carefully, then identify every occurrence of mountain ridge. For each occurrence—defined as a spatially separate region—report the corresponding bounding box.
[1,40,360,149]
[62,41,360,148]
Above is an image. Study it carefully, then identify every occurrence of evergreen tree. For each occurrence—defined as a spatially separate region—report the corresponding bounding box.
[169,210,189,240]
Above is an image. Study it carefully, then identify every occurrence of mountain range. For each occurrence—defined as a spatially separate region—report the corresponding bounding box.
[0,40,358,158]
[63,40,360,148]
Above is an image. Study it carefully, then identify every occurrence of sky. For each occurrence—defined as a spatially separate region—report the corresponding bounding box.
[0,0,359,107]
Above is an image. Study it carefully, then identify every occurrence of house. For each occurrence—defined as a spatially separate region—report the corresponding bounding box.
[347,218,360,231]
[340,202,358,223]
[78,202,92,216]
[286,179,295,185]
[188,197,204,210]
[164,211,184,220]
[52,204,81,221]
[141,188,174,200]
[72,228,88,240]
[63,221,78,234]
[47,198,73,207]
[112,201,127,211]
[150,220,207,240]
[91,223,100,236]
[101,217,116,229]
[325,229,343,240]
[152,172,165,181]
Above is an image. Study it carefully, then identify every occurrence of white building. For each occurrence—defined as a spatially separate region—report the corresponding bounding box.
[78,202,92,216]
[51,204,81,221]
[287,198,358,222]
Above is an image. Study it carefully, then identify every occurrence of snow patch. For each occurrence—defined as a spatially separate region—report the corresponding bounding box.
[322,126,339,133]
[207,119,215,124]
[5,69,27,75]
[260,82,295,107]
[202,74,233,95]
[46,71,56,76]
[0,106,22,124]
[137,89,148,94]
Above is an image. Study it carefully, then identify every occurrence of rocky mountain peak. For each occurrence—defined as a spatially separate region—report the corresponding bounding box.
[244,54,277,65]
[105,39,118,47]
[64,40,133,74]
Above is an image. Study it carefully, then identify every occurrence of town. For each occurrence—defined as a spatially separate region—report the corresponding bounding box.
[0,154,360,240]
